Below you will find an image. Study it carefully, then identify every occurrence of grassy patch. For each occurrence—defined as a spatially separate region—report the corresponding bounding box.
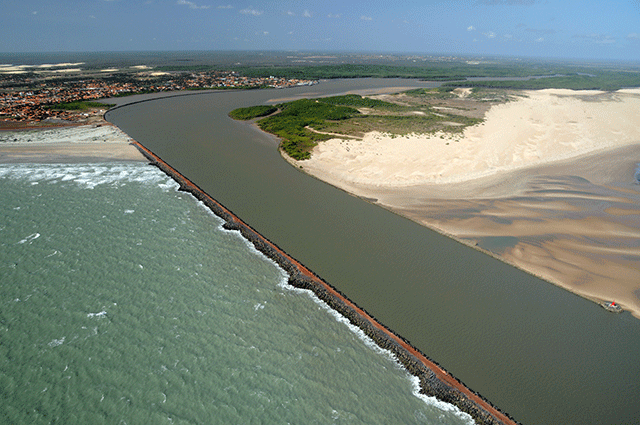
[228,105,277,120]
[403,87,456,99]
[230,92,488,160]
[443,72,640,91]
[320,94,401,110]
[45,101,114,111]
[256,98,359,160]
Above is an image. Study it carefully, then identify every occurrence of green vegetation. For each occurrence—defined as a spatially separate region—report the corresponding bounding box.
[319,94,401,109]
[255,98,360,160]
[403,87,457,99]
[315,113,481,136]
[228,105,277,120]
[45,101,114,110]
[443,71,640,91]
[233,61,640,91]
[234,63,563,81]
[230,92,485,160]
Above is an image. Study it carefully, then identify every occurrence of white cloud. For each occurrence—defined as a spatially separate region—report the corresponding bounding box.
[483,31,496,38]
[467,25,475,31]
[218,5,233,9]
[177,0,210,9]
[361,15,372,21]
[627,33,640,41]
[303,10,312,18]
[573,33,616,45]
[240,7,263,16]
[286,10,295,16]
[535,37,544,42]
[328,13,341,18]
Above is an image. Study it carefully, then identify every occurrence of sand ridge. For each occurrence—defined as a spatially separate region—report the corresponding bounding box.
[300,89,640,187]
[291,88,640,318]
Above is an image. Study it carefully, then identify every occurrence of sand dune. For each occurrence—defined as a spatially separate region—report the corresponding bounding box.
[292,89,640,318]
[301,89,640,188]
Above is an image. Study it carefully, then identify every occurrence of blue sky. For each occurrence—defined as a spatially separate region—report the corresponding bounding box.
[1,0,639,61]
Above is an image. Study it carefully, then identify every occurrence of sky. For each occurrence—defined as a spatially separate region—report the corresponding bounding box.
[1,0,639,61]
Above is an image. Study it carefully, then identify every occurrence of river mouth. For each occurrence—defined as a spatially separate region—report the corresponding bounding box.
[106,79,640,425]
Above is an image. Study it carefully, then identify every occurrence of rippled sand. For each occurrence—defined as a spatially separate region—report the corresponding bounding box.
[292,89,640,318]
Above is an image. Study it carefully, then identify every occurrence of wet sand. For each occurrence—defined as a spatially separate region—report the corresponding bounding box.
[0,124,147,163]
[292,89,640,318]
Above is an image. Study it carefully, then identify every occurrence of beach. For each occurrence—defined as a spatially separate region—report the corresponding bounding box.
[0,124,147,163]
[294,88,640,318]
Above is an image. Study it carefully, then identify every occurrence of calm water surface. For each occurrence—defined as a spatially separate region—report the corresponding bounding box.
[107,79,640,425]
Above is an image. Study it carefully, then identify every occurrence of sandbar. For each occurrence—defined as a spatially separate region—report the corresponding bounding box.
[0,124,147,163]
[290,88,640,318]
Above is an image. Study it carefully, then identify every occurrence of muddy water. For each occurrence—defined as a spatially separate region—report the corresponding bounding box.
[107,79,640,425]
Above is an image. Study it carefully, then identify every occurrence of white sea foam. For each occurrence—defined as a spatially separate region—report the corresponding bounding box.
[181,183,476,418]
[87,311,107,318]
[0,163,173,189]
[0,125,127,144]
[274,266,475,420]
[48,337,65,347]
[409,375,476,424]
[17,233,40,244]
[139,164,476,421]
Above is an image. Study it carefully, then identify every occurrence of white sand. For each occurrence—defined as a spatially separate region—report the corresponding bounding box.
[0,125,146,163]
[289,88,640,317]
[300,89,640,189]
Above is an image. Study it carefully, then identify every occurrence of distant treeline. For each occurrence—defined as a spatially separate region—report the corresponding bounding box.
[45,101,114,110]
[233,63,640,91]
[233,63,562,81]
[443,72,640,91]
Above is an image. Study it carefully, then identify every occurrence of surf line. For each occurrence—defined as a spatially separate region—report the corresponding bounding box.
[131,140,521,425]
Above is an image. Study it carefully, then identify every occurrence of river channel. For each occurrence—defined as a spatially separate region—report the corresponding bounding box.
[107,79,640,425]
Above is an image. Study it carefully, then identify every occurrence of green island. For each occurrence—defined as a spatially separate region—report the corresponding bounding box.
[230,89,509,160]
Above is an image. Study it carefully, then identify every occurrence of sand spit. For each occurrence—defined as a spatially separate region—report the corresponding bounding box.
[0,124,146,163]
[131,139,521,425]
[293,89,640,318]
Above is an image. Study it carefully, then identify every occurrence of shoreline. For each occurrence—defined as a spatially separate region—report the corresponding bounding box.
[0,123,147,163]
[0,121,519,422]
[292,88,640,318]
[129,139,521,425]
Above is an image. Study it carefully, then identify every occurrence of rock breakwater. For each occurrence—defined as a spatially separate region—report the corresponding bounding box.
[130,140,522,425]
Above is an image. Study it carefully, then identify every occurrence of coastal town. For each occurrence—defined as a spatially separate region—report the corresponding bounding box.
[0,69,315,127]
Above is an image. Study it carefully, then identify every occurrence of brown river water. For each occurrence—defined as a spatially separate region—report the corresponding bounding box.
[106,79,640,425]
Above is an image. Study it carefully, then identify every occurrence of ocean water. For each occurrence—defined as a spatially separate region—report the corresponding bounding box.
[0,162,472,425]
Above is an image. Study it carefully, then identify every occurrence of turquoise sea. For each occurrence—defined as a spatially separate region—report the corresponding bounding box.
[0,162,472,425]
